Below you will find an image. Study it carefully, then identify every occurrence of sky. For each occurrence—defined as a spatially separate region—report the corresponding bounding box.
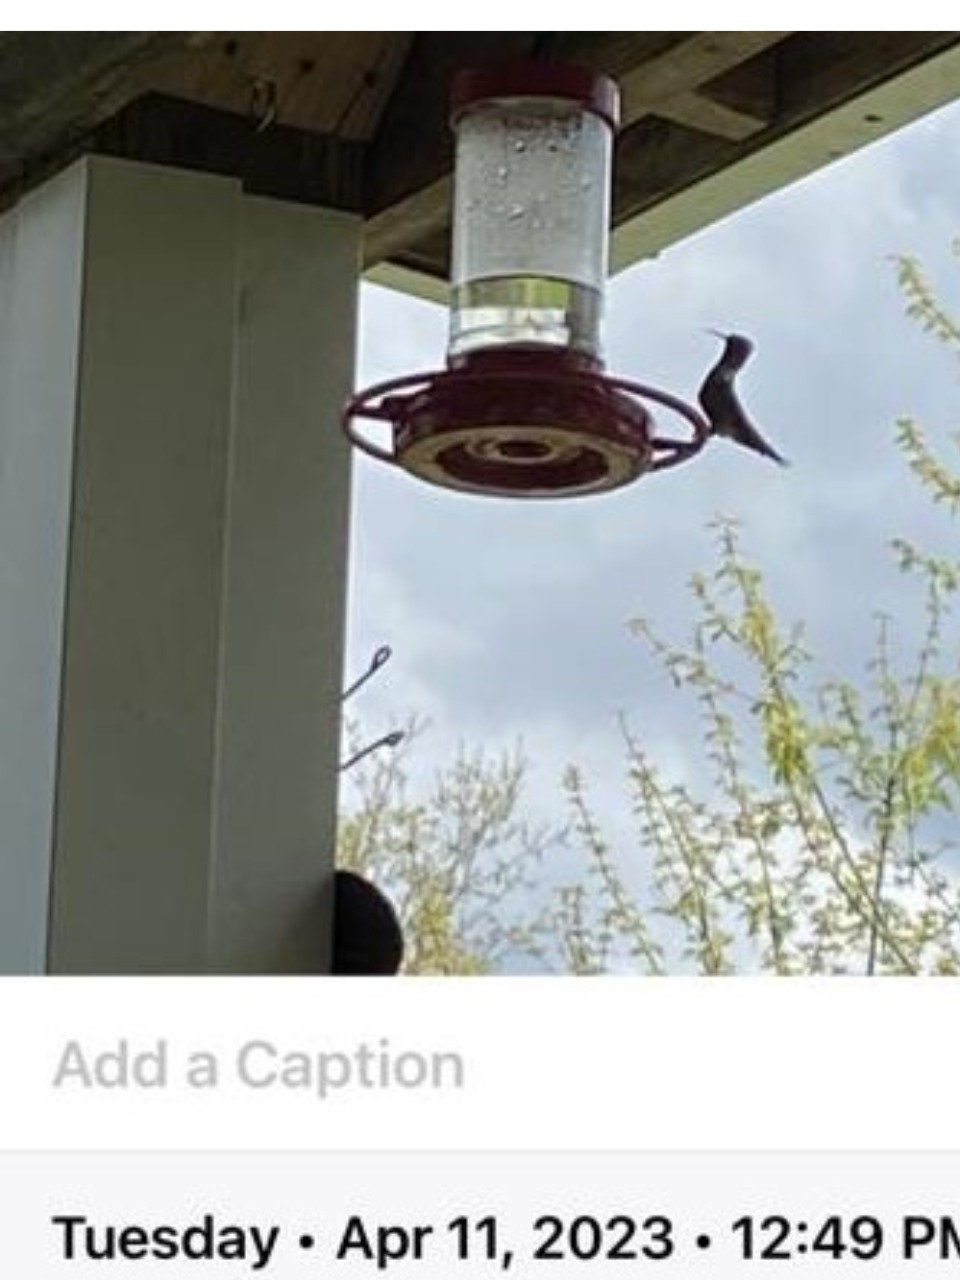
[342,95,960,848]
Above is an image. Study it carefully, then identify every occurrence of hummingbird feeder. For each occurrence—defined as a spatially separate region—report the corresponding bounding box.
[344,62,710,498]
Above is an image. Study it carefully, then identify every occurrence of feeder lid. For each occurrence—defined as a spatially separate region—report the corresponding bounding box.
[450,62,620,130]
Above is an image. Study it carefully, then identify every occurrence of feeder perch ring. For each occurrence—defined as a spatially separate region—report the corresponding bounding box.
[343,362,710,498]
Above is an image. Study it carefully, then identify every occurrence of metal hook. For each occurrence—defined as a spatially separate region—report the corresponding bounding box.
[250,77,278,134]
[341,644,392,703]
[339,644,403,771]
[339,730,406,773]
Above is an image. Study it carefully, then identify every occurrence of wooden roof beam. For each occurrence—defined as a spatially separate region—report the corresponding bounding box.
[654,51,778,141]
[613,31,786,124]
[611,34,960,270]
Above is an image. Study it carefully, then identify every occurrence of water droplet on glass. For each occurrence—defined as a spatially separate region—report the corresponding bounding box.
[507,205,525,221]
[496,165,509,181]
[513,138,527,153]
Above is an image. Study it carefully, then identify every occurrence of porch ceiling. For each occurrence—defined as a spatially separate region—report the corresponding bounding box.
[2,31,959,297]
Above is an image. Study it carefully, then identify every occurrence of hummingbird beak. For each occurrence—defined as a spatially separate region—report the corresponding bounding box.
[706,327,729,339]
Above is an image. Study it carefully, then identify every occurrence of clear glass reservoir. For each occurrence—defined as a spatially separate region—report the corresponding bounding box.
[447,67,619,362]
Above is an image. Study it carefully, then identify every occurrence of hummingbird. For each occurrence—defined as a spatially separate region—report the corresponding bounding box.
[697,331,787,465]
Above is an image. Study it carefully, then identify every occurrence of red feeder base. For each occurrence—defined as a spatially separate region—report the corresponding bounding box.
[343,348,708,499]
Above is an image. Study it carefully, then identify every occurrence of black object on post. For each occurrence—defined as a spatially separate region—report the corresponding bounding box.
[332,870,405,975]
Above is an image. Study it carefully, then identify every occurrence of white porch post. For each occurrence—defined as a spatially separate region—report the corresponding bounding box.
[0,157,358,973]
